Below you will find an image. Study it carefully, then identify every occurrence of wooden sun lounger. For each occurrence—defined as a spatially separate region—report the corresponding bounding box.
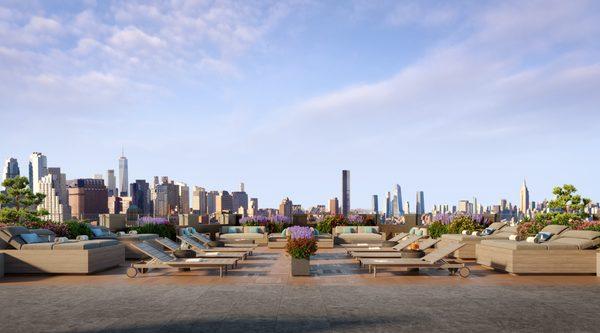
[359,243,470,277]
[346,234,424,255]
[352,239,440,259]
[155,238,246,262]
[127,242,238,278]
[178,235,254,256]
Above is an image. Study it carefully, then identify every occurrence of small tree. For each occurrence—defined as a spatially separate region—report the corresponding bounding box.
[548,184,591,214]
[0,177,48,224]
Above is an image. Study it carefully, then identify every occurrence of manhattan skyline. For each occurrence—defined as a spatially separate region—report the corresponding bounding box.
[1,1,599,208]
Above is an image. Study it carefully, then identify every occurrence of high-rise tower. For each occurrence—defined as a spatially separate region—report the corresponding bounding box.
[2,158,20,188]
[119,148,128,197]
[416,191,425,214]
[520,179,530,214]
[342,170,350,216]
[28,152,48,193]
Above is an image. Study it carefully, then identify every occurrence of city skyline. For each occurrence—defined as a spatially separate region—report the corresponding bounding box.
[1,1,599,209]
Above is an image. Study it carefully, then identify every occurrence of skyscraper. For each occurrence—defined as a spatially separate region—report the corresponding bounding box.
[328,197,339,215]
[391,184,404,216]
[342,170,350,216]
[28,152,47,193]
[232,183,248,215]
[385,191,391,217]
[67,178,108,220]
[416,191,425,214]
[279,197,293,218]
[192,186,207,215]
[215,191,233,212]
[403,201,410,214]
[39,167,71,222]
[372,195,379,214]
[175,182,190,214]
[153,177,179,217]
[106,169,116,196]
[118,149,128,196]
[206,191,218,215]
[2,158,20,183]
[520,179,530,214]
[249,198,258,216]
[130,179,151,215]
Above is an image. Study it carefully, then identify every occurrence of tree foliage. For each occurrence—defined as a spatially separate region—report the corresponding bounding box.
[0,176,48,224]
[548,184,591,214]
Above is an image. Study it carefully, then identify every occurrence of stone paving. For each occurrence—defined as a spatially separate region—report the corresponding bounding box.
[1,248,599,332]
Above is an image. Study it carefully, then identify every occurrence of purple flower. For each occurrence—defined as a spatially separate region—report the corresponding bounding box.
[240,216,269,225]
[138,217,168,225]
[288,226,313,240]
[347,215,364,223]
[270,215,291,224]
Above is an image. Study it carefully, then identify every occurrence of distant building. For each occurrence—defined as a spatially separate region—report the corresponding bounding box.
[2,157,20,183]
[38,167,71,221]
[232,183,248,215]
[458,200,470,213]
[416,191,425,214]
[175,182,190,214]
[130,179,151,215]
[385,192,391,217]
[249,198,258,216]
[153,177,179,217]
[67,178,108,220]
[216,191,233,212]
[118,150,128,196]
[391,184,404,216]
[372,195,379,214]
[342,170,350,216]
[93,174,103,180]
[279,197,293,218]
[328,197,339,215]
[192,186,207,215]
[108,196,122,214]
[403,201,410,214]
[520,179,530,214]
[106,169,116,196]
[28,152,48,193]
[206,191,218,215]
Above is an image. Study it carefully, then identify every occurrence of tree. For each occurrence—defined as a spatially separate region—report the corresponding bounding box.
[548,184,591,214]
[0,176,48,224]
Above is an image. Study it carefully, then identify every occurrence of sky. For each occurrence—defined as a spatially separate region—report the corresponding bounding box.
[1,0,599,210]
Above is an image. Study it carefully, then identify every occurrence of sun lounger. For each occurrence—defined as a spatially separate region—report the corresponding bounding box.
[346,234,424,255]
[177,235,253,256]
[155,237,246,261]
[352,238,440,259]
[437,222,516,259]
[360,242,469,277]
[126,242,238,278]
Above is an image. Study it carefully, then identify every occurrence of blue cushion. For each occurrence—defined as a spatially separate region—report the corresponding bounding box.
[409,227,417,234]
[313,229,320,236]
[281,229,287,237]
[91,228,105,237]
[415,229,424,237]
[247,226,261,234]
[481,228,495,236]
[534,232,553,243]
[20,233,43,244]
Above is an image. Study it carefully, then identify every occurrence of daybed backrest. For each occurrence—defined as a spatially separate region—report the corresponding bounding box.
[243,226,266,234]
[418,238,440,250]
[334,226,358,235]
[357,226,379,234]
[488,222,507,231]
[557,230,600,240]
[540,224,569,236]
[132,241,175,262]
[192,232,211,244]
[389,232,409,242]
[0,226,30,249]
[30,228,56,242]
[421,242,465,263]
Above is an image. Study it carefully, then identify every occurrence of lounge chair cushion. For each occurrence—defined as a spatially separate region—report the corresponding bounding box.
[91,227,108,237]
[222,226,243,234]
[53,241,100,250]
[441,234,479,241]
[20,233,44,244]
[219,233,264,240]
[557,230,600,240]
[335,226,357,234]
[480,240,547,250]
[336,233,382,243]
[243,226,265,234]
[540,224,569,236]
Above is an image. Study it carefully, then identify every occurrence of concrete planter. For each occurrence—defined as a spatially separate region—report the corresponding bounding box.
[290,257,310,276]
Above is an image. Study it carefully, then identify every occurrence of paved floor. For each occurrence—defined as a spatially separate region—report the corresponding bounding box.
[1,248,599,332]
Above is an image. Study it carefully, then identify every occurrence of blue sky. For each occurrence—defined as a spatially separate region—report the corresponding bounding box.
[1,0,599,209]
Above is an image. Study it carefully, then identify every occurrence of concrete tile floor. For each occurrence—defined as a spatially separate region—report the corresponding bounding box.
[1,247,599,332]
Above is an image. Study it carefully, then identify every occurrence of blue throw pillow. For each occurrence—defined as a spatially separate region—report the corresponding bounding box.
[534,232,553,243]
[281,229,287,237]
[481,228,495,236]
[415,229,424,237]
[248,226,261,234]
[313,229,320,236]
[409,227,417,235]
[20,233,42,244]
[91,228,105,237]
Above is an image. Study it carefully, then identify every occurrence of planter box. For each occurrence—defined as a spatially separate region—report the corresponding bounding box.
[291,257,310,276]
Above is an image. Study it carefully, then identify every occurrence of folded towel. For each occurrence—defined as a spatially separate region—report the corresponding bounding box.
[54,237,68,243]
[508,235,518,241]
[129,230,138,235]
[356,243,368,246]
[368,247,381,250]
[471,231,480,236]
[526,236,536,243]
[117,231,126,236]
[461,230,469,235]
[204,252,218,256]
[76,235,89,241]
[185,258,205,263]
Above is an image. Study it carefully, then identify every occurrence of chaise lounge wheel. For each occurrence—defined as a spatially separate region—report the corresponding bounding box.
[126,267,138,278]
[140,268,148,274]
[459,267,471,278]
[448,268,457,275]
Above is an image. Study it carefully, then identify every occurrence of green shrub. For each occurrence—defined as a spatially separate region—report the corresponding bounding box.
[448,215,478,234]
[131,223,176,240]
[286,238,318,260]
[427,221,448,239]
[316,215,346,234]
[64,220,92,238]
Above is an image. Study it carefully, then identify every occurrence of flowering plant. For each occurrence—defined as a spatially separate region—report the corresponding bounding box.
[240,215,269,226]
[138,217,169,225]
[286,226,317,260]
[267,215,291,233]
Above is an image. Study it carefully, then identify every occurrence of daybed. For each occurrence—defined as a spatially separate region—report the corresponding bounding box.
[437,222,516,259]
[217,226,268,245]
[333,226,383,245]
[89,225,158,259]
[0,226,124,274]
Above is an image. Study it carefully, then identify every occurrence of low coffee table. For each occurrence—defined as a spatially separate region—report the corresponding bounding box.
[400,250,424,272]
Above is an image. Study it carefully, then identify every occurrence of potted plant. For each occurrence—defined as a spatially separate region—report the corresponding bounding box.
[285,226,318,276]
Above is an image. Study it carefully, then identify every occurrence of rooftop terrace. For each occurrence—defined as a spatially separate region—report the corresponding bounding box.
[2,247,599,332]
